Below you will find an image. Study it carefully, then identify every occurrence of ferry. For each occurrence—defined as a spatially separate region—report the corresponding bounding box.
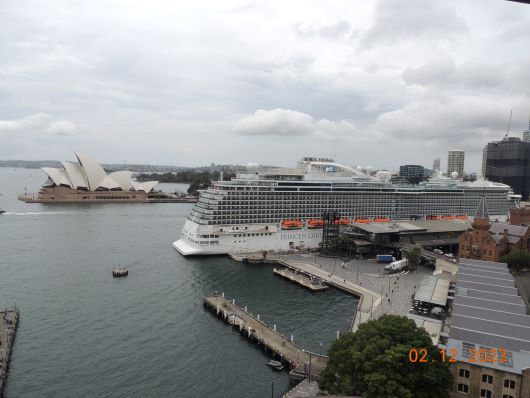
[173,157,520,256]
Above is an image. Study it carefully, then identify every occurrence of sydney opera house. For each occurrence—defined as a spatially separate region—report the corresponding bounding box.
[18,153,160,203]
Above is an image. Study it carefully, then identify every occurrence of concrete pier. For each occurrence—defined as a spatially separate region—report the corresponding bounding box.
[0,308,19,398]
[203,293,328,380]
[273,268,328,292]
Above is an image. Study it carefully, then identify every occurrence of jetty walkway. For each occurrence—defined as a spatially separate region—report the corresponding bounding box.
[0,307,19,398]
[204,293,328,380]
[273,267,328,292]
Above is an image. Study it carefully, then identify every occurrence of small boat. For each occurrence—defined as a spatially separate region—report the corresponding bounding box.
[354,218,371,223]
[307,219,325,229]
[0,209,5,215]
[112,267,129,277]
[281,220,303,230]
[266,360,283,371]
[333,218,351,225]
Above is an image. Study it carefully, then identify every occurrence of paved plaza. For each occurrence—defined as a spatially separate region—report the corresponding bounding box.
[279,254,433,321]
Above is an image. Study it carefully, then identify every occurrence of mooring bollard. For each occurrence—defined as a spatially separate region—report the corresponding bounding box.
[291,334,294,342]
[257,314,260,321]
[273,324,276,332]
[222,292,225,298]
[244,305,247,312]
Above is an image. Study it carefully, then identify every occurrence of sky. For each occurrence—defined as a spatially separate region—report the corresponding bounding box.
[1,0,530,172]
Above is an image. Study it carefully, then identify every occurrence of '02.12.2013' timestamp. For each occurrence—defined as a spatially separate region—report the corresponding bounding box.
[407,348,508,363]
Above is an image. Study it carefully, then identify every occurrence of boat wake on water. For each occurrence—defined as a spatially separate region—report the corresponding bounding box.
[3,211,82,216]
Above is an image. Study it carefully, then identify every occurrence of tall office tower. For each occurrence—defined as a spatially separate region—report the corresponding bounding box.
[447,150,465,178]
[433,158,440,171]
[481,145,488,176]
[485,136,530,199]
[399,164,425,184]
[523,115,530,142]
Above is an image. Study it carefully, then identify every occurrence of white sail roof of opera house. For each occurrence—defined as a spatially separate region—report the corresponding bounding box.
[42,153,158,193]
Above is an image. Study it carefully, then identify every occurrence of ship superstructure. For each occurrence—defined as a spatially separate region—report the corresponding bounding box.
[173,157,520,255]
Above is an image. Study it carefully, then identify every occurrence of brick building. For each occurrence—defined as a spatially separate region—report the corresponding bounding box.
[510,205,530,226]
[458,199,530,262]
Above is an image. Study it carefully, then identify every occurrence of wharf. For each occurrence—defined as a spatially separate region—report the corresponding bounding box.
[203,293,328,380]
[0,308,19,398]
[273,267,328,292]
[229,252,382,332]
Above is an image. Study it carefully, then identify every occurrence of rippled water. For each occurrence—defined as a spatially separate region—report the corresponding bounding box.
[0,168,358,397]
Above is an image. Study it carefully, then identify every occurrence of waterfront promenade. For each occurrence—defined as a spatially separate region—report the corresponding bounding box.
[0,308,19,398]
[229,252,431,331]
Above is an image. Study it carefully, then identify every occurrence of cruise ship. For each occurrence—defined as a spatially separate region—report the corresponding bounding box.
[173,157,521,256]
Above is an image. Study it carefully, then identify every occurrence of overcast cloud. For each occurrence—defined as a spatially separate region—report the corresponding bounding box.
[1,0,529,172]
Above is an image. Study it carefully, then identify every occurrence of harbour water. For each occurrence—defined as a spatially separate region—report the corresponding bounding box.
[0,168,358,398]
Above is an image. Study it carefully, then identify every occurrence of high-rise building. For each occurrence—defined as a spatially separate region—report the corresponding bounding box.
[433,158,440,171]
[447,150,464,178]
[484,136,530,199]
[398,164,424,184]
[523,113,530,142]
[523,130,530,143]
[481,145,488,177]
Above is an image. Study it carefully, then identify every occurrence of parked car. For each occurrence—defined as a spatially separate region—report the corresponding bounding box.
[444,253,454,258]
[434,249,443,255]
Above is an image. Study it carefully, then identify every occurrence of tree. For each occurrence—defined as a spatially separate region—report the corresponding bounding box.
[403,247,421,271]
[319,315,453,398]
[501,250,530,272]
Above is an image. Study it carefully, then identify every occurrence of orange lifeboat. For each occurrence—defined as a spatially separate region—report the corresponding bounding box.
[456,215,468,220]
[354,218,371,223]
[307,219,325,229]
[281,220,303,230]
[333,218,351,225]
[374,217,391,223]
[441,215,455,220]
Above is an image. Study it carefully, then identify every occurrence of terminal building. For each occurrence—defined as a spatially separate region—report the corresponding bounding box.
[446,258,530,398]
[344,219,471,257]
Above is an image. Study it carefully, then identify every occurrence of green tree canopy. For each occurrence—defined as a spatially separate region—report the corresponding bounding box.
[403,247,421,271]
[319,314,453,398]
[501,250,530,272]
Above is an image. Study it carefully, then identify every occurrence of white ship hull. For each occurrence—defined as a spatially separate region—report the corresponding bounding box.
[173,219,323,256]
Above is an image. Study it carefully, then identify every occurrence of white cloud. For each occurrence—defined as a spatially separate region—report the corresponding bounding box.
[0,113,51,131]
[0,113,78,136]
[376,94,529,151]
[48,120,79,136]
[235,108,356,140]
[360,0,468,48]
[295,20,355,39]
[0,0,529,172]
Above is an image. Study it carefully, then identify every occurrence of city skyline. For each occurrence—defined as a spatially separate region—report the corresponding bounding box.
[1,0,530,172]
